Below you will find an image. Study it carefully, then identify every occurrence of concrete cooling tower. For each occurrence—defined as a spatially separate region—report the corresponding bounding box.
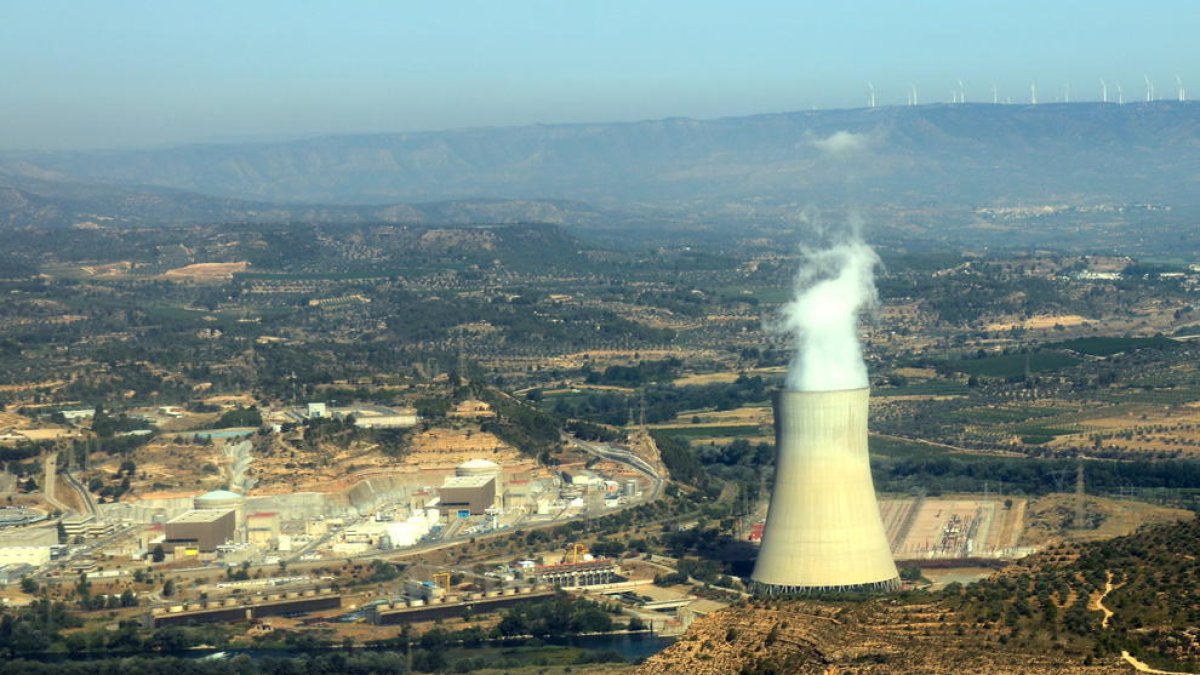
[751,387,899,595]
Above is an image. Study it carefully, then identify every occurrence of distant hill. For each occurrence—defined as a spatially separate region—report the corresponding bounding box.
[4,102,1200,212]
[0,171,608,229]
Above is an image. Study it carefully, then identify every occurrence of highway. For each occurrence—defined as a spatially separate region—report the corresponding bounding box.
[563,434,665,501]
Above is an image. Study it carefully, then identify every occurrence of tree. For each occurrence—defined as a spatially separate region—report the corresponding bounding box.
[590,539,627,558]
[151,544,166,563]
[19,576,37,594]
[162,579,176,597]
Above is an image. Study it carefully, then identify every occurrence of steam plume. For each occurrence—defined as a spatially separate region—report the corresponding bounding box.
[778,236,879,392]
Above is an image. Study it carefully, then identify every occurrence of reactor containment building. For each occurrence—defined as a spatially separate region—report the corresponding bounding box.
[751,387,900,595]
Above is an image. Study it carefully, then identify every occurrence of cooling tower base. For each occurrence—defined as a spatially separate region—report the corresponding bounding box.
[750,576,900,597]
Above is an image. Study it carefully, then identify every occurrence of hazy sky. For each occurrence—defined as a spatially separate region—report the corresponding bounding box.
[2,0,1196,150]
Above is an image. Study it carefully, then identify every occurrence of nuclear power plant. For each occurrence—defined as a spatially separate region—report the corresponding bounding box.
[751,387,900,595]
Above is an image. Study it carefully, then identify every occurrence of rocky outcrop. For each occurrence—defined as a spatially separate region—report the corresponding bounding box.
[636,600,1130,674]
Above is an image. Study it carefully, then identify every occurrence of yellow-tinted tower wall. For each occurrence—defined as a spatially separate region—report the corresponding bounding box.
[751,387,899,595]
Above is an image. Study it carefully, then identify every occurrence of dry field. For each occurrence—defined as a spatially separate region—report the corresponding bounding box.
[985,314,1091,332]
[0,379,67,393]
[404,428,522,468]
[1018,493,1191,546]
[1048,405,1200,456]
[163,261,250,281]
[0,412,31,428]
[672,366,785,387]
[79,261,133,278]
[13,428,78,441]
[661,405,772,427]
[542,349,721,370]
[113,442,228,495]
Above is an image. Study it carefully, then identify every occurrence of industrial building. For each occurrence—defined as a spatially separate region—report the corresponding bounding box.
[368,587,555,625]
[403,579,446,601]
[299,402,418,429]
[246,512,281,548]
[534,559,618,587]
[148,588,341,627]
[456,459,502,506]
[0,546,51,566]
[164,509,236,552]
[438,475,496,516]
[751,388,899,595]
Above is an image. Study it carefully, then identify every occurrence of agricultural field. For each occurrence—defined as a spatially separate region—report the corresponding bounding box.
[938,351,1081,378]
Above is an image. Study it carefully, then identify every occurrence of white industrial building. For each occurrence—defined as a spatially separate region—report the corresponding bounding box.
[0,546,51,567]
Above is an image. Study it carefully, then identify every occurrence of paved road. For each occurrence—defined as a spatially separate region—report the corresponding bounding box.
[42,452,70,513]
[564,434,664,501]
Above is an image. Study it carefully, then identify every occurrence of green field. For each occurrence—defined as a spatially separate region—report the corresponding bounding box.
[868,435,954,459]
[1049,336,1179,356]
[874,380,970,397]
[946,404,1062,425]
[942,351,1081,377]
[652,424,766,441]
[235,271,394,281]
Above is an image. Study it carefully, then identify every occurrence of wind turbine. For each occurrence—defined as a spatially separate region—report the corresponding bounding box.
[1144,75,1154,102]
[957,79,965,103]
[1177,75,1186,102]
[1100,79,1108,103]
[1116,81,1124,105]
[909,82,918,106]
[1064,81,1070,104]
[992,83,998,104]
[867,81,876,108]
[1031,81,1038,105]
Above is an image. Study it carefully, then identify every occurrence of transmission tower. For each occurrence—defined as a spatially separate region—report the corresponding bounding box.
[1074,459,1087,531]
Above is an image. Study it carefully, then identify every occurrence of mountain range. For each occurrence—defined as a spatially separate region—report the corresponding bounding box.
[2,102,1199,232]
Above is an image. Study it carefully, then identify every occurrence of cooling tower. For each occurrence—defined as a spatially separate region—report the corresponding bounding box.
[751,387,899,595]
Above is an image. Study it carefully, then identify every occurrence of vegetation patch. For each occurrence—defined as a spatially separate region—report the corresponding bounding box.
[1050,335,1180,356]
[939,351,1081,378]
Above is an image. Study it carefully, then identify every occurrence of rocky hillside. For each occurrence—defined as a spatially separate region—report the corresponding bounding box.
[636,600,1124,674]
[638,515,1200,674]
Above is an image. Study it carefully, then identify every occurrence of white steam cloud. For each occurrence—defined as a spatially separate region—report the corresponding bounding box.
[778,236,880,392]
[811,130,872,157]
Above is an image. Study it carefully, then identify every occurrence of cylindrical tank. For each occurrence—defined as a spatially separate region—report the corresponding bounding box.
[751,388,899,595]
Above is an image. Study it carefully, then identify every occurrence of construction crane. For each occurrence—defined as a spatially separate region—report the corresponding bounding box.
[566,543,588,564]
[432,572,451,591]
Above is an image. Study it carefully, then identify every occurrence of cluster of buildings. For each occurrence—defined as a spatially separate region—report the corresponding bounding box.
[288,401,419,430]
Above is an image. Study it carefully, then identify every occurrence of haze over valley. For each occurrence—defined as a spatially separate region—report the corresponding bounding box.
[2,2,1200,674]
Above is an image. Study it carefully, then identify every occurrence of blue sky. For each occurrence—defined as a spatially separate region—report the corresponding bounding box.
[1,0,1196,149]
